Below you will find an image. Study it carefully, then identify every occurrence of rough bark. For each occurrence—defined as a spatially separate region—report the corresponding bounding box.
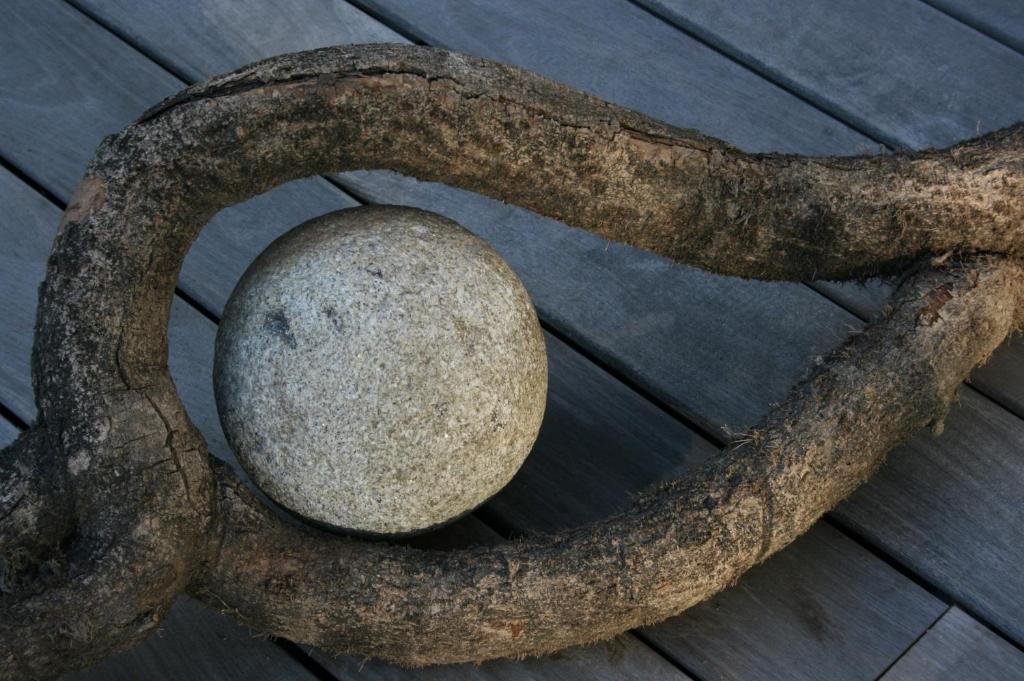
[191,256,1024,665]
[0,43,1021,678]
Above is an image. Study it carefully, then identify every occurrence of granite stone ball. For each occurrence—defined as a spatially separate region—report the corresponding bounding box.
[213,205,548,536]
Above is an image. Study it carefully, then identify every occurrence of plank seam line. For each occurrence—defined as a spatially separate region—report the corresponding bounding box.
[342,0,430,46]
[0,156,66,210]
[535,319,726,446]
[623,0,899,149]
[827,513,1024,657]
[0,399,29,432]
[915,0,1024,58]
[632,629,709,681]
[871,604,951,681]
[63,0,368,212]
[173,286,220,326]
[275,639,343,681]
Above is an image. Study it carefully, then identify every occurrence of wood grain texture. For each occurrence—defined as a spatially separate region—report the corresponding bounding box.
[485,332,718,530]
[642,524,945,681]
[634,0,1024,149]
[316,635,692,681]
[81,0,870,155]
[76,0,404,83]
[0,0,360,317]
[926,0,1024,54]
[837,390,1024,643]
[0,166,58,423]
[881,607,1024,680]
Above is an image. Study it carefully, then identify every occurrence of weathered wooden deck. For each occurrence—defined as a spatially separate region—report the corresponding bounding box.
[2,1,1024,679]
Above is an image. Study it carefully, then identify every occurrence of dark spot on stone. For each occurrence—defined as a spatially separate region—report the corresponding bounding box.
[366,266,383,278]
[263,310,297,349]
[322,304,344,331]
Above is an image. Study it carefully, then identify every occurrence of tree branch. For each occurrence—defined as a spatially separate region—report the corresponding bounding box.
[190,256,1024,666]
[2,44,1021,678]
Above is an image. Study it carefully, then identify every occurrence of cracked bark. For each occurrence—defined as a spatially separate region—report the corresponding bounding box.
[1,44,1022,678]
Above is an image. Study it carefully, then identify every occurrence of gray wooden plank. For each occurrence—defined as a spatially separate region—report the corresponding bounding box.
[634,0,1024,149]
[71,0,404,84]
[641,524,945,681]
[25,1,959,677]
[71,597,319,681]
[881,607,1024,681]
[0,0,360,318]
[487,331,717,530]
[0,165,57,423]
[81,0,871,155]
[927,0,1024,54]
[836,389,1024,643]
[317,634,691,681]
[0,416,18,448]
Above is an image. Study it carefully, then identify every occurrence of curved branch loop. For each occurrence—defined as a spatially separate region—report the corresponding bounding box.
[194,256,1024,664]
[1,44,1022,678]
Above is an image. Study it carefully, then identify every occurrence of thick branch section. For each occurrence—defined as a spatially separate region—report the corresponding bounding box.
[192,257,1024,665]
[1,43,1022,677]
[36,45,1024,418]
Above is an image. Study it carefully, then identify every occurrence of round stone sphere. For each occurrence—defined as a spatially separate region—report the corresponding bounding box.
[213,205,547,536]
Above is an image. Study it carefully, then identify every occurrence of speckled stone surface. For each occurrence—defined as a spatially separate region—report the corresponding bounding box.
[213,205,547,535]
